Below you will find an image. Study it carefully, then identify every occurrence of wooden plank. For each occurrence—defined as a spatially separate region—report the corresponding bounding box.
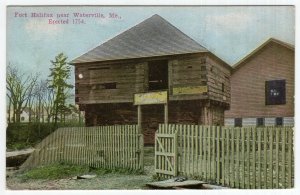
[138,105,142,132]
[236,128,240,188]
[187,125,190,176]
[161,124,166,177]
[281,127,286,188]
[263,127,268,188]
[147,179,207,189]
[208,126,211,180]
[287,127,292,188]
[221,126,225,185]
[130,125,133,170]
[195,125,199,177]
[230,128,235,188]
[191,125,195,176]
[199,125,203,179]
[252,127,256,189]
[203,126,207,181]
[216,126,220,184]
[257,128,262,188]
[275,127,279,188]
[174,128,178,176]
[183,124,187,176]
[157,125,161,178]
[241,127,245,189]
[212,126,216,182]
[269,127,274,188]
[122,126,125,168]
[226,128,230,186]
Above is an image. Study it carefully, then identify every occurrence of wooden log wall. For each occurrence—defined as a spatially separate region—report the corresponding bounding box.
[75,62,147,104]
[205,54,231,104]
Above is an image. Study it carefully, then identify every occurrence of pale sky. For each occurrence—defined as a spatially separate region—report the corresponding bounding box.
[7,6,295,81]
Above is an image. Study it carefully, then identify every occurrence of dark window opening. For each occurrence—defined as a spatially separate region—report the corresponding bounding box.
[103,82,116,89]
[222,83,225,92]
[201,65,206,71]
[201,81,207,85]
[88,67,110,70]
[187,65,193,69]
[75,97,80,102]
[265,80,286,105]
[75,89,79,94]
[234,118,242,127]
[257,118,265,127]
[148,60,168,91]
[91,82,117,90]
[275,117,283,126]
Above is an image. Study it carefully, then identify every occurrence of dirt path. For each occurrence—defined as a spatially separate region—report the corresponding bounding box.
[6,147,155,190]
[6,165,154,190]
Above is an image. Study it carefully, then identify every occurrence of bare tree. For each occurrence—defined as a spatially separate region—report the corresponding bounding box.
[6,64,38,123]
[42,82,55,124]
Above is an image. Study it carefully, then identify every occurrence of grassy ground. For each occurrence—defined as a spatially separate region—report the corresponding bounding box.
[6,146,155,190]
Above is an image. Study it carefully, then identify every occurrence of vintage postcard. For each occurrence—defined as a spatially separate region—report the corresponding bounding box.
[3,2,296,191]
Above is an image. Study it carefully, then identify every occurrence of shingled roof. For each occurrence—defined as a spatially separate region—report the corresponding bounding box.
[70,14,208,64]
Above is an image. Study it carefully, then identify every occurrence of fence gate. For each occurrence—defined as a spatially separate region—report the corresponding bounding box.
[154,124,178,178]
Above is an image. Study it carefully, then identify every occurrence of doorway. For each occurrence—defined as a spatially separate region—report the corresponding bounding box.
[148,60,168,91]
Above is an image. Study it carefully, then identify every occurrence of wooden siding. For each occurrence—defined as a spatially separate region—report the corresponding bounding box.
[225,42,294,119]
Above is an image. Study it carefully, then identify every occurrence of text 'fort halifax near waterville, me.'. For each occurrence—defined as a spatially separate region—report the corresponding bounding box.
[14,12,122,25]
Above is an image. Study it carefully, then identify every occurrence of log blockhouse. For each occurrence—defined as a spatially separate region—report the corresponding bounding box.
[70,14,232,144]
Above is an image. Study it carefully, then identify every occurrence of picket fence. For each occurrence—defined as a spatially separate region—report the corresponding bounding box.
[155,124,294,189]
[21,125,144,171]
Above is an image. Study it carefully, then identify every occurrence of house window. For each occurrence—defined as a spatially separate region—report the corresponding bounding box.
[21,117,25,121]
[275,117,283,126]
[265,80,286,105]
[257,118,265,127]
[234,118,242,127]
[148,60,168,91]
[222,83,225,92]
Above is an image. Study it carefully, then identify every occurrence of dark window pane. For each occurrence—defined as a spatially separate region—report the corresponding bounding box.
[234,118,242,127]
[275,117,283,126]
[257,118,265,127]
[265,80,286,105]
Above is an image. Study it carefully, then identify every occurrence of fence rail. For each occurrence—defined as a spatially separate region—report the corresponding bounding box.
[155,124,294,189]
[21,125,144,171]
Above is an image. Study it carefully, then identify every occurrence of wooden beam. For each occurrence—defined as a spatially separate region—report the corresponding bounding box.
[164,103,168,125]
[137,105,142,133]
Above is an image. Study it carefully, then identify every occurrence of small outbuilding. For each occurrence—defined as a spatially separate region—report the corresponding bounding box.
[225,38,294,127]
[70,14,231,144]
